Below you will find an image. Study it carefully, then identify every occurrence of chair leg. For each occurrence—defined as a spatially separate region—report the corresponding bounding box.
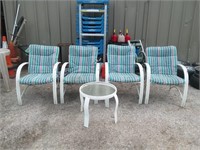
[181,82,188,107]
[52,81,58,104]
[145,79,150,104]
[60,83,65,104]
[139,80,144,104]
[16,80,22,105]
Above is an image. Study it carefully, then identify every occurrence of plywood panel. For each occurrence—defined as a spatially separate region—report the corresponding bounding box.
[35,0,50,45]
[3,1,16,41]
[156,1,172,46]
[168,1,184,47]
[124,1,137,39]
[188,2,199,63]
[178,1,196,61]
[47,1,61,45]
[22,1,39,44]
[146,1,161,46]
[114,1,125,34]
[59,1,71,43]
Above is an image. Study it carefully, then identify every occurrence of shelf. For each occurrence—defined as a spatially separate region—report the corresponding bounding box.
[81,9,105,13]
[81,33,105,37]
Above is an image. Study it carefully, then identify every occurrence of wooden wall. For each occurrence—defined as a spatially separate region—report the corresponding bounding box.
[2,0,199,62]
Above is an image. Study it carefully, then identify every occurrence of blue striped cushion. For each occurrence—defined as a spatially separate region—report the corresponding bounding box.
[64,73,96,84]
[109,73,140,82]
[107,45,136,73]
[146,46,177,75]
[20,74,53,85]
[151,74,185,85]
[68,45,98,73]
[28,45,59,74]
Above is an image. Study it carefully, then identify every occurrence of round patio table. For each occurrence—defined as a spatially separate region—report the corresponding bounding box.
[79,82,119,128]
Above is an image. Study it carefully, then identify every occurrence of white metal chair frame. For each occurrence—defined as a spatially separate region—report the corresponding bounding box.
[16,62,60,105]
[60,62,100,104]
[144,63,189,107]
[105,62,144,104]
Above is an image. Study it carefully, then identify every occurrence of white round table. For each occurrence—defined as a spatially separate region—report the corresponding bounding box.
[0,48,10,92]
[79,82,119,128]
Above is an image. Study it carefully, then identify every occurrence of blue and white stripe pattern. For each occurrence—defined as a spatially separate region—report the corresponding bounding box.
[20,44,59,85]
[146,46,184,85]
[107,45,140,82]
[151,74,185,85]
[146,46,177,75]
[64,45,98,83]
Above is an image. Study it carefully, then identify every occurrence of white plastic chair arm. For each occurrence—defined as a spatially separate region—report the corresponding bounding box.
[135,63,144,80]
[96,63,100,82]
[105,62,109,83]
[177,64,189,84]
[144,63,151,81]
[53,62,61,81]
[16,62,29,83]
[60,62,69,82]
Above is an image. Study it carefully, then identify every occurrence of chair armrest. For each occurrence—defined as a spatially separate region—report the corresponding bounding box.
[60,62,69,82]
[16,62,29,83]
[135,63,144,80]
[177,64,189,84]
[53,62,61,81]
[144,63,151,81]
[96,63,100,82]
[105,62,109,82]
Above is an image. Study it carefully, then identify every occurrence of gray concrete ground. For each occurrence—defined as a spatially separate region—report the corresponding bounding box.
[0,78,200,149]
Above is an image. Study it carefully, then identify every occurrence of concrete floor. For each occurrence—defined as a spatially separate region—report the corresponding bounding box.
[0,78,200,149]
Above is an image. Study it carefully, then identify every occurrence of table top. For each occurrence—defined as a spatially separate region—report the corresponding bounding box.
[79,82,117,99]
[0,48,10,56]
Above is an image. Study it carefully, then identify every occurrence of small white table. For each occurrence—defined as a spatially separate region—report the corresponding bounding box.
[79,82,119,128]
[0,48,10,91]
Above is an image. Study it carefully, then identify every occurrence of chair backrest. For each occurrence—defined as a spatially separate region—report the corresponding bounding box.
[28,44,59,74]
[68,45,98,73]
[146,46,178,75]
[107,44,136,73]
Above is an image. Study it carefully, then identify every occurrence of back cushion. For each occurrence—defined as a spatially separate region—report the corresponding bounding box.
[107,45,135,73]
[146,46,178,75]
[68,45,98,73]
[28,44,59,74]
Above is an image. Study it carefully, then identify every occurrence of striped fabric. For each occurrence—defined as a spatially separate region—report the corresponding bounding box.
[68,45,98,73]
[64,73,96,84]
[20,74,53,85]
[28,45,59,74]
[151,74,185,85]
[107,45,136,73]
[109,73,140,82]
[146,46,177,75]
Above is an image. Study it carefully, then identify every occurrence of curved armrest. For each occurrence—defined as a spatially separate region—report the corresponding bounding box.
[135,63,144,81]
[105,62,109,83]
[177,64,189,84]
[16,62,29,83]
[144,63,151,81]
[53,62,61,82]
[96,63,100,82]
[60,62,69,83]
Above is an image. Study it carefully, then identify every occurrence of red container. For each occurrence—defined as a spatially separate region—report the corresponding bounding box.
[125,29,131,42]
[111,29,118,43]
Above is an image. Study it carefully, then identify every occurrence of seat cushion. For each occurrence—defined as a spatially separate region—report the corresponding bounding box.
[64,73,96,84]
[151,74,185,85]
[109,73,140,82]
[20,74,53,85]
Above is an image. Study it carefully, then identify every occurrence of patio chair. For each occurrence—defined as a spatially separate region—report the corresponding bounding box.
[16,44,60,105]
[60,45,100,104]
[144,46,188,107]
[105,44,144,105]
